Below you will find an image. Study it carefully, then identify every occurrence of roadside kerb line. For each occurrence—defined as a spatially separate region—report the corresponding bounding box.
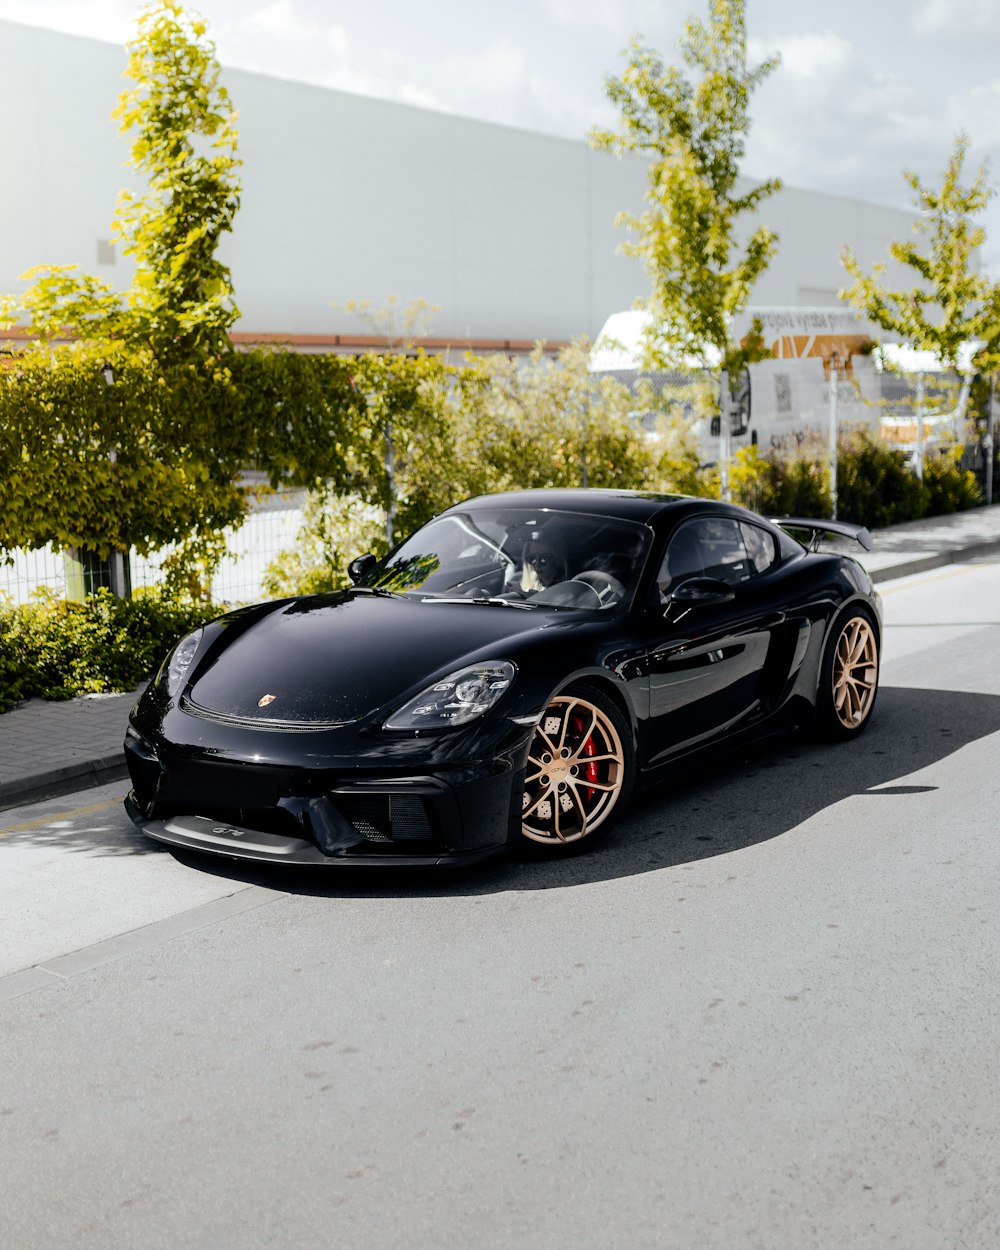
[868,539,1000,584]
[0,885,288,1003]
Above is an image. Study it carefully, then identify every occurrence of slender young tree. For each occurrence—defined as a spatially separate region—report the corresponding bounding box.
[841,132,1000,371]
[0,0,241,365]
[112,0,242,364]
[590,0,781,378]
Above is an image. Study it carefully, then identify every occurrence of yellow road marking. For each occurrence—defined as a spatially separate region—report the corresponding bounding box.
[0,797,122,838]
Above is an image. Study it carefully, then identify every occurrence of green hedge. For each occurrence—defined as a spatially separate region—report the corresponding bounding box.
[0,588,214,712]
[732,432,982,526]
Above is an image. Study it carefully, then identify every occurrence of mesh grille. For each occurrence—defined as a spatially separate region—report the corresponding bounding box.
[334,794,433,843]
[336,796,391,842]
[389,795,433,841]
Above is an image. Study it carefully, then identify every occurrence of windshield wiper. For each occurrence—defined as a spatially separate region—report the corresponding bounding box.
[346,585,401,599]
[422,595,534,609]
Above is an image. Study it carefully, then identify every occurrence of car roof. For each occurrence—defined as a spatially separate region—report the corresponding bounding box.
[451,488,756,528]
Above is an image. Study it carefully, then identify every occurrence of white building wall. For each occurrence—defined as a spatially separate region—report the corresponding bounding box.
[0,19,916,344]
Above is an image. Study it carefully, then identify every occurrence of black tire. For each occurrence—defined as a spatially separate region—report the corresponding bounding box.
[816,607,880,740]
[517,684,635,855]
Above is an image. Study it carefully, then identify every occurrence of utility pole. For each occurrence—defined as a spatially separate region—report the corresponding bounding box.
[101,362,130,599]
[384,416,397,548]
[718,370,732,502]
[915,372,925,481]
[828,351,839,520]
[580,397,589,489]
[986,374,996,507]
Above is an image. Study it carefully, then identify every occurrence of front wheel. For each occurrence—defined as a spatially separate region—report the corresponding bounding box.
[817,609,880,739]
[518,686,634,854]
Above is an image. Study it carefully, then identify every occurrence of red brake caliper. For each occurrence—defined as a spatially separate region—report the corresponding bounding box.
[572,715,599,802]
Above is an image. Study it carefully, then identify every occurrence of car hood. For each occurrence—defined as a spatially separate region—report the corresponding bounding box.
[186,592,561,725]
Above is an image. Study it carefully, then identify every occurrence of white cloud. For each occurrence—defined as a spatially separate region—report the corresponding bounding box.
[743,23,1000,273]
[947,80,1000,147]
[215,1,394,100]
[433,38,530,100]
[752,31,852,79]
[914,0,1000,36]
[0,0,133,41]
[748,28,948,194]
[538,0,675,43]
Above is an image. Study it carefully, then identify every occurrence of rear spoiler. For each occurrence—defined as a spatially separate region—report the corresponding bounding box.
[768,516,873,552]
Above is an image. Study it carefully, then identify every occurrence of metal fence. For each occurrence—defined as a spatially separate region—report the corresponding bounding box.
[1,493,307,608]
[0,543,67,604]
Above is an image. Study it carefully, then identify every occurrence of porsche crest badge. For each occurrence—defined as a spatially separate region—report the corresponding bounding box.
[257,693,277,707]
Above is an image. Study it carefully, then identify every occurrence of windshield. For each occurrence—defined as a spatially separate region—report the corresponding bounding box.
[361,507,653,611]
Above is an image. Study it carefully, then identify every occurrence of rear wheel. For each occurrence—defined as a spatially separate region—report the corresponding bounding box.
[817,609,880,739]
[518,686,634,854]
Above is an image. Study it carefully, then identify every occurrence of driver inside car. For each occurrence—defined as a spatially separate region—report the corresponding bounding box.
[519,535,567,594]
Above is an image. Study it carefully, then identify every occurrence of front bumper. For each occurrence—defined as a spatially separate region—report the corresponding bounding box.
[124,793,506,868]
[124,722,527,867]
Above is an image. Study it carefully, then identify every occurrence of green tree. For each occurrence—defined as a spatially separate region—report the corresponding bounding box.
[112,0,241,364]
[0,342,248,566]
[590,0,781,377]
[0,0,241,364]
[0,266,121,348]
[353,352,459,544]
[261,488,387,598]
[261,343,658,598]
[454,341,654,494]
[841,133,1000,373]
[0,2,249,594]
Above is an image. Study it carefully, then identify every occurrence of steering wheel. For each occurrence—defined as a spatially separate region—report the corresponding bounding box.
[571,570,627,608]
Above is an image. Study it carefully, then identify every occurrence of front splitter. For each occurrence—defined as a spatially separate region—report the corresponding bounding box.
[124,795,505,869]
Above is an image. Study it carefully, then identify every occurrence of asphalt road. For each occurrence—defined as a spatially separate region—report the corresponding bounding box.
[2,558,999,1250]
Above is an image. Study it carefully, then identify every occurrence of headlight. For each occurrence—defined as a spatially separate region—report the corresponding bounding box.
[162,628,204,697]
[384,661,515,730]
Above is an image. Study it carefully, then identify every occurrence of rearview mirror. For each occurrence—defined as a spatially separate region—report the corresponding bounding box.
[347,553,377,584]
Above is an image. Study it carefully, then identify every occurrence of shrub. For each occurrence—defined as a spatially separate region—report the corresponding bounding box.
[836,432,929,528]
[0,587,214,712]
[730,445,831,517]
[728,432,982,527]
[262,490,387,598]
[923,445,982,514]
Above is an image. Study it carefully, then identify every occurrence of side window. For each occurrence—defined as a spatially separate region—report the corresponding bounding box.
[739,522,779,575]
[698,518,751,585]
[658,521,708,595]
[659,517,778,599]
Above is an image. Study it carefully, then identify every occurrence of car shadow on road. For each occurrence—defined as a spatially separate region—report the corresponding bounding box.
[152,683,1000,899]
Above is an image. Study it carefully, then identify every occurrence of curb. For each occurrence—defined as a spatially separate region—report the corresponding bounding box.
[0,756,130,814]
[868,536,1000,584]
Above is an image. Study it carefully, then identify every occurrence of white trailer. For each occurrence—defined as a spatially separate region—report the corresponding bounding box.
[591,307,882,463]
[592,309,984,468]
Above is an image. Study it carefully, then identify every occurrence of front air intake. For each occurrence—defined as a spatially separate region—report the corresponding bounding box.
[334,794,434,843]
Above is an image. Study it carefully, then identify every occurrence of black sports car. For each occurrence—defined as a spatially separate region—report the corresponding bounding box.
[125,489,881,867]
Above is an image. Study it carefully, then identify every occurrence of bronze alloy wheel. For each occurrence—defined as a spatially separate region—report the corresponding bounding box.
[830,614,879,731]
[521,692,629,847]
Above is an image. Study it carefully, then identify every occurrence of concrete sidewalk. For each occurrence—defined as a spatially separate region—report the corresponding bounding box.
[0,690,139,811]
[2,504,1000,813]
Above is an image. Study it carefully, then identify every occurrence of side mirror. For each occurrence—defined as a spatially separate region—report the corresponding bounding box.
[347,553,377,585]
[665,576,735,614]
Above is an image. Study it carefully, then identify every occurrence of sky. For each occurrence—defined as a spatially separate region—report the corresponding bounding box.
[3,0,1000,272]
